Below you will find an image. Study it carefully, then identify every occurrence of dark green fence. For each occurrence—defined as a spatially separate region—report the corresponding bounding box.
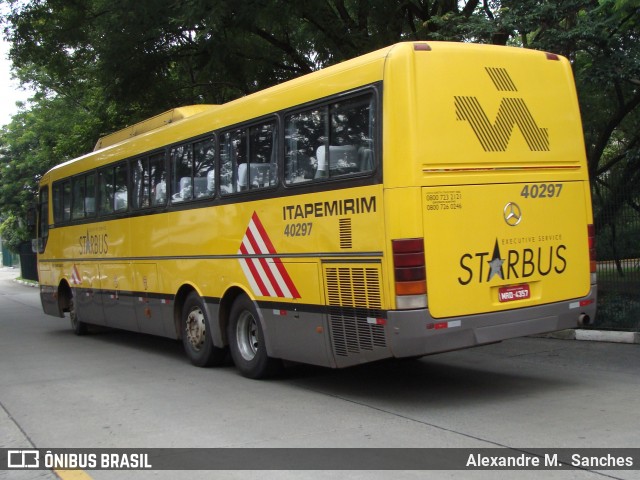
[593,183,640,332]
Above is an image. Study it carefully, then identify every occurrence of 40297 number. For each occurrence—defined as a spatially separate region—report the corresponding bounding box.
[284,222,313,237]
[520,183,563,199]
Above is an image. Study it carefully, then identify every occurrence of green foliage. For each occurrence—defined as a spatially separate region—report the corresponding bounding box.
[0,213,28,253]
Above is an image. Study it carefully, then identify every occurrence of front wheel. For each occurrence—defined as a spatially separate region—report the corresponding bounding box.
[228,294,281,379]
[181,292,226,367]
[68,289,88,336]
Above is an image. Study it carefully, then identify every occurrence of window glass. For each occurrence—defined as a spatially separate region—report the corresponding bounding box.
[85,173,96,217]
[71,173,95,219]
[149,153,167,206]
[98,168,114,215]
[114,164,128,212]
[98,163,127,214]
[171,144,193,202]
[328,95,375,176]
[62,180,71,222]
[72,176,85,219]
[285,108,326,184]
[246,122,277,190]
[131,157,148,209]
[193,138,215,199]
[284,93,375,184]
[38,187,49,251]
[220,129,245,195]
[53,182,63,224]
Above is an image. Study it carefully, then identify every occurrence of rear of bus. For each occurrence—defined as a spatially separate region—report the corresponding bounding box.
[382,42,596,357]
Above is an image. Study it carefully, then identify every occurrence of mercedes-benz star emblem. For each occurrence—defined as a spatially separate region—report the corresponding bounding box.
[503,202,522,226]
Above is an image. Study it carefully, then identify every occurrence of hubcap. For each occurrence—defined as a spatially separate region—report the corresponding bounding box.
[185,307,206,351]
[236,311,258,361]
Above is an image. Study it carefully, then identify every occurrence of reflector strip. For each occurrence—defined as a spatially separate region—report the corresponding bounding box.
[238,212,301,299]
[71,265,81,286]
[366,317,386,325]
[427,320,462,330]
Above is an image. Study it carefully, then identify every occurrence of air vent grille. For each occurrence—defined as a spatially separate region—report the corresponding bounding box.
[325,265,386,358]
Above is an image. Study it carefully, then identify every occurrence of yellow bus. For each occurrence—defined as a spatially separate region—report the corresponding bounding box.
[34,42,597,378]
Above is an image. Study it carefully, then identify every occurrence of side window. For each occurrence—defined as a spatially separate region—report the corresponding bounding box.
[52,182,63,224]
[220,128,245,195]
[285,109,326,184]
[98,167,114,215]
[246,122,277,190]
[37,187,49,253]
[132,153,167,208]
[329,95,375,176]
[221,121,276,194]
[98,163,128,215]
[170,144,193,202]
[131,157,149,209]
[114,164,128,212]
[62,180,71,222]
[285,92,375,184]
[71,173,96,220]
[149,153,167,206]
[193,138,215,199]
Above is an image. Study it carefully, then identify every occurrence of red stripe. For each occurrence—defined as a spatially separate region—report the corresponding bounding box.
[251,212,300,298]
[240,242,269,296]
[246,228,284,297]
[245,212,300,299]
[251,212,277,254]
[272,257,301,298]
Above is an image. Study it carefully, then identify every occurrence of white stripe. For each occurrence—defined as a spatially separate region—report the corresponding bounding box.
[264,257,293,298]
[247,221,294,298]
[240,234,278,297]
[249,258,277,297]
[238,257,262,297]
[248,220,270,254]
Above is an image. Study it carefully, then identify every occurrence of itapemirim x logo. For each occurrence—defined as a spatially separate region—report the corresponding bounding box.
[455,67,550,152]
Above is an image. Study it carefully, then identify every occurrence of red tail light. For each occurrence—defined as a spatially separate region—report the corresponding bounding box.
[392,238,427,308]
[588,224,596,274]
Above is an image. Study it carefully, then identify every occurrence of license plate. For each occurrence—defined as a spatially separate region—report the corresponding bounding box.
[498,284,531,303]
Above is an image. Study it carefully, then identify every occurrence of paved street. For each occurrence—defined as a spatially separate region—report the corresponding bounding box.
[0,267,638,480]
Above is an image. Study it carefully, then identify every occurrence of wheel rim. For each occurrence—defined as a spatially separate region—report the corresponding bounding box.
[185,307,206,351]
[236,310,258,361]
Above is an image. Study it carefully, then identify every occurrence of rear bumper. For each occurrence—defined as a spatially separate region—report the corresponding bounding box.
[386,285,597,358]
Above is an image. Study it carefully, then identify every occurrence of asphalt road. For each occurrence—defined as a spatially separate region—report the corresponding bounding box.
[0,267,638,480]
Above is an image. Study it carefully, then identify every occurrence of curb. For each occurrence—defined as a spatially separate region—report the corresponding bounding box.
[14,278,39,288]
[544,329,640,344]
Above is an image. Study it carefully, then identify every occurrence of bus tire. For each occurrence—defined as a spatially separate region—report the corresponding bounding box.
[181,292,226,367]
[228,294,282,379]
[69,289,88,336]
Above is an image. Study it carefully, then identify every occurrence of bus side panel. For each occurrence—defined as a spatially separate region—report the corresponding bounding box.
[75,263,105,326]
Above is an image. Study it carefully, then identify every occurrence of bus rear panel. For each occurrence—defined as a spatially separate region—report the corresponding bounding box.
[382,43,595,360]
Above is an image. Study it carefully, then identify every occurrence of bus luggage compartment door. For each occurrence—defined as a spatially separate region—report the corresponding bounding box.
[422,182,591,319]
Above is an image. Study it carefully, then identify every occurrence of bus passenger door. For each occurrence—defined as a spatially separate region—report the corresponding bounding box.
[100,263,137,332]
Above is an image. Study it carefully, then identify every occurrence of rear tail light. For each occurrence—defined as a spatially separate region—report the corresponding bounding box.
[588,224,597,283]
[392,238,427,309]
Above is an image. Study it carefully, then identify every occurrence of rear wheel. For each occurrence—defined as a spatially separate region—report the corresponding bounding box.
[228,294,281,379]
[181,292,226,367]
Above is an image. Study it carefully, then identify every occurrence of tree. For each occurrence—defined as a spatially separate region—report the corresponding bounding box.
[1,0,639,260]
